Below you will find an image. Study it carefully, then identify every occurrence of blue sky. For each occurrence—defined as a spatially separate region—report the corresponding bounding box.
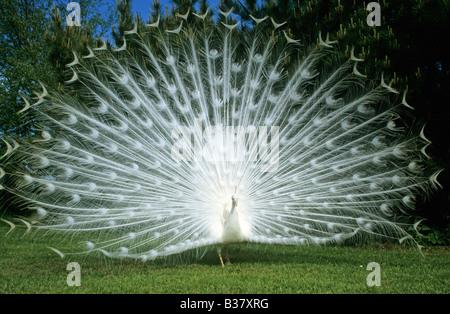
[131,0,220,18]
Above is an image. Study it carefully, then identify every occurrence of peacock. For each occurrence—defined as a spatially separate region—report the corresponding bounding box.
[0,9,442,266]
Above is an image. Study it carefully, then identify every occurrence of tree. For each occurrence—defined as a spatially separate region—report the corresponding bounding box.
[0,0,117,214]
[0,0,55,138]
[0,0,118,139]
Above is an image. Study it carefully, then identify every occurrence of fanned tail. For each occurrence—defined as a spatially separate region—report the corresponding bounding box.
[0,10,441,261]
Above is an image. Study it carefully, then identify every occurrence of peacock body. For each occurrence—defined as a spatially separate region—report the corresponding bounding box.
[0,9,441,263]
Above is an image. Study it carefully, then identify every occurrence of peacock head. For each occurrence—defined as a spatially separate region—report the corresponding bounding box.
[231,194,239,207]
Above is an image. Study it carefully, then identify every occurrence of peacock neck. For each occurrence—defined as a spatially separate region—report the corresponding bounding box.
[228,202,236,217]
[229,202,236,217]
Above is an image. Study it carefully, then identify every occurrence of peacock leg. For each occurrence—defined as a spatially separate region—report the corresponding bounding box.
[225,245,232,265]
[216,245,225,267]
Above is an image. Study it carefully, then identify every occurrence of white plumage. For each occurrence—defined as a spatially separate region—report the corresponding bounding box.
[0,10,441,265]
[217,194,243,266]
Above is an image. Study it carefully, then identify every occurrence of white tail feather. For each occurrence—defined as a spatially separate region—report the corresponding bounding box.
[48,247,65,258]
[1,219,16,236]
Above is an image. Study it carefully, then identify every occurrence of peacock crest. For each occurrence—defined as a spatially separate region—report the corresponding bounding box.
[0,8,441,264]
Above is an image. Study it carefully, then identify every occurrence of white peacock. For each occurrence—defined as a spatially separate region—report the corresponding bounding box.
[0,8,441,266]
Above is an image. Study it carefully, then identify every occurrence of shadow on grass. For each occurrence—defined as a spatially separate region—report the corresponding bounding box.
[0,224,432,270]
[138,242,422,268]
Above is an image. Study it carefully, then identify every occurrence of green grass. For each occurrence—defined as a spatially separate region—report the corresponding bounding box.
[0,224,448,294]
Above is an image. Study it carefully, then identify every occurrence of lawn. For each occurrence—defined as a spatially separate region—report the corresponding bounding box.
[0,224,448,294]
